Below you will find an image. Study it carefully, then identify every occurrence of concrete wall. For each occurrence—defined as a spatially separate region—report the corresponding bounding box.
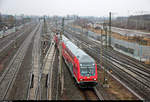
[111,37,150,61]
[69,26,150,62]
[87,30,150,62]
[0,24,24,38]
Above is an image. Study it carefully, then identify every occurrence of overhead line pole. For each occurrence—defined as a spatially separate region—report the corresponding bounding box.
[58,17,73,97]
[102,19,109,87]
[14,15,17,48]
[59,17,64,97]
[103,22,107,86]
[106,12,112,86]
[109,12,111,47]
[100,28,103,84]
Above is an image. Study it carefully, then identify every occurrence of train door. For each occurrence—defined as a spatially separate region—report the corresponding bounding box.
[68,62,74,77]
[74,63,78,78]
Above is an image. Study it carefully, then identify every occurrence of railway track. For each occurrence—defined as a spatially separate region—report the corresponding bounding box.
[63,27,150,100]
[73,33,148,99]
[45,46,56,100]
[46,25,103,100]
[27,22,42,100]
[94,87,104,100]
[0,23,36,63]
[65,26,150,80]
[51,49,60,100]
[79,87,104,100]
[76,40,150,89]
[0,22,40,100]
[48,25,104,100]
[68,26,150,71]
[82,36,150,87]
[66,25,150,68]
[57,49,104,100]
[38,23,63,100]
[0,23,37,80]
[0,22,33,49]
[0,24,25,39]
[88,39,150,75]
[39,32,56,100]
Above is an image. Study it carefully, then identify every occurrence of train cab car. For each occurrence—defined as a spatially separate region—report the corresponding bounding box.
[78,55,98,88]
[54,34,98,88]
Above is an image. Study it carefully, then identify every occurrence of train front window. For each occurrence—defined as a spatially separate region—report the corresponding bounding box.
[80,63,95,76]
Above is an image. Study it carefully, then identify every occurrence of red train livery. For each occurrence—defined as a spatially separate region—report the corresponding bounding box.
[54,34,97,88]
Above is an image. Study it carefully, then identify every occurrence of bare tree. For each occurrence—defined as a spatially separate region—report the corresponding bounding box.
[0,12,2,23]
[0,12,3,30]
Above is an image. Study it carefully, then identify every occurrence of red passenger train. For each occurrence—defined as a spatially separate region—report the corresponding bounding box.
[54,33,98,88]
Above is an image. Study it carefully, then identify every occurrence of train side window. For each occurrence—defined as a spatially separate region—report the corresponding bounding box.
[70,63,73,70]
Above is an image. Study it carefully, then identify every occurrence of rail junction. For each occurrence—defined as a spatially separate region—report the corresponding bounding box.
[0,18,149,100]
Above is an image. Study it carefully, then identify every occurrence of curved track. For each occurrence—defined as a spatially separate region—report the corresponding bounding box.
[64,26,150,100]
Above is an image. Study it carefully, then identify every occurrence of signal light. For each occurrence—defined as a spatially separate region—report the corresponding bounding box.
[80,79,83,81]
[93,78,96,80]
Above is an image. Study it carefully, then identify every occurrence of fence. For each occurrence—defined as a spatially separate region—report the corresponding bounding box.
[87,30,150,62]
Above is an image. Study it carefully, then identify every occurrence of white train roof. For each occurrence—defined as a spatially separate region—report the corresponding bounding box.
[62,35,95,63]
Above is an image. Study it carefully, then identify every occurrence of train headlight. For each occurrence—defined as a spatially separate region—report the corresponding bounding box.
[93,78,96,80]
[80,79,83,81]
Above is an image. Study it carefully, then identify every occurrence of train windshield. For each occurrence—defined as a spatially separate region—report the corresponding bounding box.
[80,63,95,76]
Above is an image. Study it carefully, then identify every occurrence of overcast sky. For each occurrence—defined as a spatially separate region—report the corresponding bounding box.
[0,0,150,17]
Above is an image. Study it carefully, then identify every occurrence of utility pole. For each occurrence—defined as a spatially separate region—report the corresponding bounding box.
[14,15,17,48]
[100,28,103,84]
[104,23,107,86]
[109,12,111,47]
[106,12,112,85]
[44,16,47,34]
[59,17,64,96]
[103,22,108,46]
[57,17,72,98]
[102,22,109,87]
[0,12,2,23]
[55,19,57,29]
